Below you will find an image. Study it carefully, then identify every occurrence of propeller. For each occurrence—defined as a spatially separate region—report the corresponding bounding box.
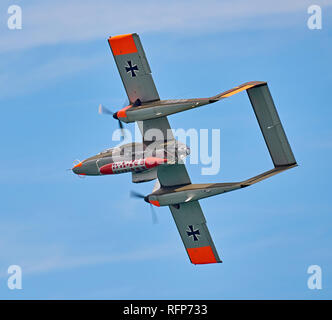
[98,104,113,115]
[98,103,126,140]
[130,190,146,199]
[130,191,158,224]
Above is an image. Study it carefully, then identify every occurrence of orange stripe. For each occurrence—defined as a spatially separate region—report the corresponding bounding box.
[221,84,255,98]
[187,246,218,264]
[149,200,160,207]
[108,34,137,56]
[117,105,132,118]
[73,162,82,169]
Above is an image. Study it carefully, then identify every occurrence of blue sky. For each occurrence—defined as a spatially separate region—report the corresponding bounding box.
[0,0,331,299]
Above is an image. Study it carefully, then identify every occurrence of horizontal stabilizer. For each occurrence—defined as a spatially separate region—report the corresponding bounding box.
[247,84,296,167]
[108,33,160,103]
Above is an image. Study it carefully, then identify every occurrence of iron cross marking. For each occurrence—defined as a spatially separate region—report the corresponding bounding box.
[125,60,139,77]
[186,225,200,241]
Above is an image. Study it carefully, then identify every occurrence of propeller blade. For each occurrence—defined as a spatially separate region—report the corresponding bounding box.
[118,120,124,130]
[150,204,158,224]
[130,190,158,225]
[130,190,145,199]
[98,104,114,116]
[98,104,126,141]
[118,120,126,141]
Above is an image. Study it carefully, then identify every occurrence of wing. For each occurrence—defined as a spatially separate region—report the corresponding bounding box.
[108,33,160,104]
[157,164,221,264]
[132,168,157,183]
[157,162,191,186]
[136,117,174,144]
[112,34,221,263]
[169,201,221,264]
[247,83,296,167]
[136,112,219,264]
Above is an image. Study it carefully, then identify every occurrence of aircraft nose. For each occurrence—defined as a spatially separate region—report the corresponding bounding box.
[72,161,82,175]
[72,166,79,174]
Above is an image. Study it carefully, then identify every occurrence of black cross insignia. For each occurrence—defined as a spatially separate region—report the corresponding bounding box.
[125,60,139,77]
[186,225,200,241]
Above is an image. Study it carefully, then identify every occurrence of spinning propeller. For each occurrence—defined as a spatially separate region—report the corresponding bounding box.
[98,103,126,140]
[130,190,158,224]
[98,99,142,141]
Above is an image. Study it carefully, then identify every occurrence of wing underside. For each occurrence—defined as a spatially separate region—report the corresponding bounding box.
[108,33,160,104]
[157,162,221,264]
[137,116,174,144]
[169,201,221,264]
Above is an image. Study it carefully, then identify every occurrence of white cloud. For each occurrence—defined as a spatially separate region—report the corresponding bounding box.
[0,53,104,98]
[0,242,180,277]
[1,0,330,99]
[1,0,331,53]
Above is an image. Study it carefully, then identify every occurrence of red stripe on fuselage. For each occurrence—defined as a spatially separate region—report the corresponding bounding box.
[145,157,167,169]
[99,157,167,175]
[99,164,113,174]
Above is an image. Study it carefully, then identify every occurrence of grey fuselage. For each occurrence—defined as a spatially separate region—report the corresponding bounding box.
[72,140,190,176]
